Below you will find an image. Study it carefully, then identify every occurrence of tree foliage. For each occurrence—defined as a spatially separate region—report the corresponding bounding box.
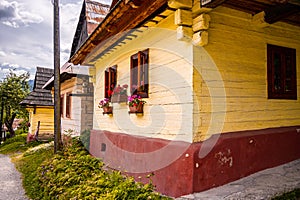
[0,70,30,137]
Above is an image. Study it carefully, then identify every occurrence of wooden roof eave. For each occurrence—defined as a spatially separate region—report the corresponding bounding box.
[69,0,168,65]
[200,0,300,26]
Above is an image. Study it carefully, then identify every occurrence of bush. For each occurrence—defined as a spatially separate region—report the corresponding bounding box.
[37,138,170,200]
[272,188,300,200]
[80,129,90,151]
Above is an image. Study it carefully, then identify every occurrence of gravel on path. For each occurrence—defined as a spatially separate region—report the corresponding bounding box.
[0,154,28,200]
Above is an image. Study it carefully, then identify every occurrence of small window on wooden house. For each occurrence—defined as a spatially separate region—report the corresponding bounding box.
[130,49,149,98]
[66,93,71,118]
[267,44,297,100]
[104,66,117,98]
[60,95,64,117]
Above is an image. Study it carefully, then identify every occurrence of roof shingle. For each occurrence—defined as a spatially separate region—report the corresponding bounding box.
[20,67,54,107]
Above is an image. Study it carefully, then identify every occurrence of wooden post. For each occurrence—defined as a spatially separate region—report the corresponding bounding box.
[175,9,193,26]
[53,0,63,153]
[193,14,211,32]
[252,11,270,27]
[193,31,208,46]
[168,0,192,9]
[177,26,193,41]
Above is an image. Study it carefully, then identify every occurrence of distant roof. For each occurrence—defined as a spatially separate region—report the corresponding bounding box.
[43,63,90,90]
[70,0,110,58]
[20,67,54,107]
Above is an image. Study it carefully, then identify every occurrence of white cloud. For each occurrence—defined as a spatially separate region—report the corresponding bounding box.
[0,50,6,56]
[0,62,35,79]
[0,0,113,81]
[0,0,43,28]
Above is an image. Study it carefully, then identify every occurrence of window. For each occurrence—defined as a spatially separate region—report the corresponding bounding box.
[267,44,297,99]
[60,95,64,117]
[104,66,117,98]
[130,49,149,98]
[66,93,71,118]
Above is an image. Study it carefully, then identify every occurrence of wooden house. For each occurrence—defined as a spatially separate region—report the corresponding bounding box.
[44,0,109,137]
[20,67,54,138]
[43,63,94,136]
[69,0,300,197]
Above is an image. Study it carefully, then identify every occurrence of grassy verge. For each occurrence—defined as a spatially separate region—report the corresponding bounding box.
[0,134,53,199]
[1,136,171,200]
[272,188,300,200]
[13,143,54,199]
[0,134,43,154]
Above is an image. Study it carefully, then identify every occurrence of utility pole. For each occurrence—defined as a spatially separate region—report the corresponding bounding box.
[53,0,63,153]
[0,96,4,144]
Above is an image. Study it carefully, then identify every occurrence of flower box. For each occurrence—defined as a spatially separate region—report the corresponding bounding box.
[128,104,144,114]
[102,106,113,115]
[99,98,113,115]
[128,95,146,114]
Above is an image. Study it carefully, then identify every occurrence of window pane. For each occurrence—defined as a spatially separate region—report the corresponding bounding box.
[66,94,71,118]
[131,49,149,97]
[104,70,109,98]
[60,95,64,117]
[284,54,292,92]
[273,52,281,92]
[131,57,139,95]
[105,66,117,98]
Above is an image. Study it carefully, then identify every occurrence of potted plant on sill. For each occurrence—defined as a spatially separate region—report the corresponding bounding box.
[111,84,128,103]
[128,94,146,114]
[98,98,113,114]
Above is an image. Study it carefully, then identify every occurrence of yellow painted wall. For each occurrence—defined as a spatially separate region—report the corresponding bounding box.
[27,107,54,136]
[193,6,300,141]
[92,12,195,142]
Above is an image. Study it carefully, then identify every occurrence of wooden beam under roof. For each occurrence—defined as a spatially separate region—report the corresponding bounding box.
[199,0,300,26]
[70,0,169,65]
[200,0,228,8]
[264,3,300,23]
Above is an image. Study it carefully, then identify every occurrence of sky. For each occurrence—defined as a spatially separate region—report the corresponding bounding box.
[0,0,112,80]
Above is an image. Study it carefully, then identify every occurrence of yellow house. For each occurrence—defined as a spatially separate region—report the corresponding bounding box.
[20,67,54,139]
[69,0,300,197]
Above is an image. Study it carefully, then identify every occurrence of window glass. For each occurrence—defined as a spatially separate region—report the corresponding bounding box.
[267,44,297,99]
[105,66,117,98]
[130,49,149,98]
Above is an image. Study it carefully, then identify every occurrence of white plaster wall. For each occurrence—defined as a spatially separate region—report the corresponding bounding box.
[61,78,81,136]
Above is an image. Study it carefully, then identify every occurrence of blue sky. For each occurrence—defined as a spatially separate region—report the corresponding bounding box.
[0,0,112,80]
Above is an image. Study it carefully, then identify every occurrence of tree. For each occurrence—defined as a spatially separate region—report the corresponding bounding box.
[0,70,30,137]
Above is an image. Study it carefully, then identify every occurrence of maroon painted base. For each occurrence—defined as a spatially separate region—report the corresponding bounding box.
[89,126,300,197]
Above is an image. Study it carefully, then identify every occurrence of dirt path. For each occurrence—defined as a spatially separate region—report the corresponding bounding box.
[0,154,28,200]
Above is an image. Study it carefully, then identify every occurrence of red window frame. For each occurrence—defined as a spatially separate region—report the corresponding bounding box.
[267,44,297,100]
[104,65,117,98]
[60,95,64,117]
[66,93,71,118]
[130,49,149,98]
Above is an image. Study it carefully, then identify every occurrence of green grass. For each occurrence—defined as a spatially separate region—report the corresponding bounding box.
[0,134,44,154]
[1,136,171,200]
[272,188,300,200]
[14,146,54,199]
